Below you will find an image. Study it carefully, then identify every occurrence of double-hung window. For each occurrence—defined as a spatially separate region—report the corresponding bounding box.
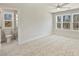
[56,16,61,29]
[73,14,79,30]
[56,15,71,30]
[56,14,79,31]
[63,15,71,29]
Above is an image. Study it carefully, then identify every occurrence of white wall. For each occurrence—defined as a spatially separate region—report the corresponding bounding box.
[16,4,52,44]
[0,3,52,44]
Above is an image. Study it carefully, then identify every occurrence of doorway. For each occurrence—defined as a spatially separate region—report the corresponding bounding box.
[0,8,18,44]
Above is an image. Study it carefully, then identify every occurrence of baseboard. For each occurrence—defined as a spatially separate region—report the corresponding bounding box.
[18,33,51,45]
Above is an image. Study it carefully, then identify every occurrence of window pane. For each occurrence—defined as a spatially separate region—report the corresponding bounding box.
[57,16,61,22]
[73,14,79,22]
[63,23,70,29]
[4,13,12,20]
[73,23,79,30]
[5,21,12,27]
[63,15,71,22]
[57,23,61,28]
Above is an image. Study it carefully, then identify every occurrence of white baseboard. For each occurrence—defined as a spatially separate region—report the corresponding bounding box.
[18,33,51,45]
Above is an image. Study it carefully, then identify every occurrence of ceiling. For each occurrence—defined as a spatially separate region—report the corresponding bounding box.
[0,3,79,13]
[47,3,79,13]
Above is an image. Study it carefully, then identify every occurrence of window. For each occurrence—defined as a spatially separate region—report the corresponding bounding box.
[73,14,79,30]
[56,16,61,29]
[5,21,12,27]
[57,16,61,22]
[3,11,14,29]
[63,15,71,29]
[4,13,12,20]
[57,23,61,28]
[56,14,79,31]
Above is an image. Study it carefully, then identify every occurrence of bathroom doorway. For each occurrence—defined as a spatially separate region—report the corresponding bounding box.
[0,8,18,44]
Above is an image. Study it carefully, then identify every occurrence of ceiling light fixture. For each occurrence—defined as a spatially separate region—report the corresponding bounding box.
[57,7,60,10]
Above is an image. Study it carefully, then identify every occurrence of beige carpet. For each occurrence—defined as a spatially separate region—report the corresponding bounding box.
[0,35,79,56]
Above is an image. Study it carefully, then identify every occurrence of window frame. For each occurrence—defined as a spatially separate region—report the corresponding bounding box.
[56,14,71,30]
[56,13,79,32]
[62,14,71,30]
[56,15,62,30]
[72,13,79,32]
[2,11,14,29]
